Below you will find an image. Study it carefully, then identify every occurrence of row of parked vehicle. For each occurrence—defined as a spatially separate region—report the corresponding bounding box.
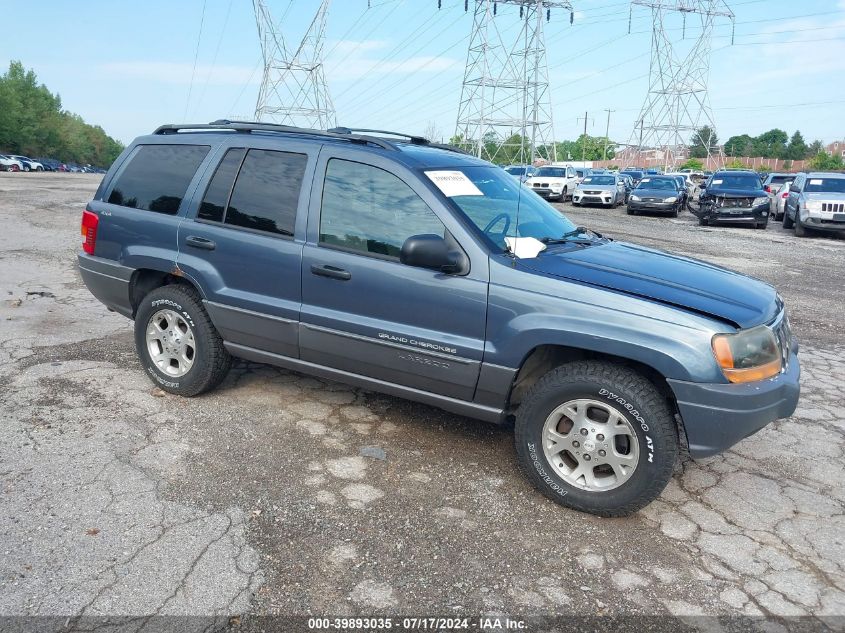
[0,153,105,173]
[759,171,845,237]
[504,162,844,237]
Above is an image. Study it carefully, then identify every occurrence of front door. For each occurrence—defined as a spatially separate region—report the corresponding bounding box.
[300,150,489,401]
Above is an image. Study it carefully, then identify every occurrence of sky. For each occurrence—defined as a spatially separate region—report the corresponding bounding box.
[3,0,844,147]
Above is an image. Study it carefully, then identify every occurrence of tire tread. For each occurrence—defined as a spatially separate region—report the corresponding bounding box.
[514,361,678,517]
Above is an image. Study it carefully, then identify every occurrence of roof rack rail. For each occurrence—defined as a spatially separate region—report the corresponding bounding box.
[152,120,397,151]
[329,127,470,155]
[329,127,429,145]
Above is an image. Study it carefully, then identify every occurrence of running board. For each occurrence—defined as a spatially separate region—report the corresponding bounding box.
[224,342,505,424]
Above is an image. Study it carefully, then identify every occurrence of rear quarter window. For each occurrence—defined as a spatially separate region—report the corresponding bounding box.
[107,144,209,214]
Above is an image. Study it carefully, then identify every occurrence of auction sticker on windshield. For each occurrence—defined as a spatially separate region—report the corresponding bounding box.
[425,171,483,197]
[810,179,823,185]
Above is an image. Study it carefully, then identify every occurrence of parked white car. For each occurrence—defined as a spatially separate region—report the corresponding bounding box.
[8,155,43,172]
[524,165,578,201]
[0,155,24,172]
[770,180,792,221]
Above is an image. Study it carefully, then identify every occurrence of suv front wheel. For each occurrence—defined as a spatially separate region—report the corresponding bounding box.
[134,285,232,396]
[514,361,678,517]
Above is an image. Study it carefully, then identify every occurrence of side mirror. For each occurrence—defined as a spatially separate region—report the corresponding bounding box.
[400,234,464,274]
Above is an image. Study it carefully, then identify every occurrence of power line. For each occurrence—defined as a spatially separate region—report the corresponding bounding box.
[184,0,208,119]
[193,0,235,118]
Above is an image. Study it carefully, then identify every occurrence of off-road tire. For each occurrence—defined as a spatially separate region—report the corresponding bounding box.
[783,209,794,229]
[134,285,231,396]
[514,361,678,517]
[794,213,807,237]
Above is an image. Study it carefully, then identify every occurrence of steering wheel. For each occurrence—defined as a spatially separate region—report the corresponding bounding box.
[483,213,511,238]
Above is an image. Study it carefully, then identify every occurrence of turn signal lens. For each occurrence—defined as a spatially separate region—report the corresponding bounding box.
[712,326,782,384]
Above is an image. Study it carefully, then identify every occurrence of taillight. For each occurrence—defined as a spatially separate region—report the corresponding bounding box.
[81,210,98,255]
[781,192,789,198]
[764,185,771,193]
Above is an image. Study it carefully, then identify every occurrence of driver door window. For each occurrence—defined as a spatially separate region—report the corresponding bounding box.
[319,159,444,259]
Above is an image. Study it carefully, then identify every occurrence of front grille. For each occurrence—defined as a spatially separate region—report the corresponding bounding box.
[822,202,845,212]
[583,190,602,195]
[717,197,754,208]
[534,182,549,188]
[642,197,665,203]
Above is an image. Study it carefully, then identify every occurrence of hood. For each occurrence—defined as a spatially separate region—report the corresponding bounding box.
[805,192,845,202]
[578,183,615,191]
[519,241,778,328]
[707,188,765,197]
[632,188,679,198]
[527,176,567,184]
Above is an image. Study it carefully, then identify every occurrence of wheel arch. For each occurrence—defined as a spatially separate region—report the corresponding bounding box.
[505,343,680,420]
[129,268,205,317]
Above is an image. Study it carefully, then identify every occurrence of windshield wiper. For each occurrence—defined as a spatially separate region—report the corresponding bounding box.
[541,226,607,245]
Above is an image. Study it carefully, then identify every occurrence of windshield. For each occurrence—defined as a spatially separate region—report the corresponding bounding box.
[768,175,790,184]
[804,177,845,193]
[438,166,576,251]
[709,174,762,190]
[583,176,616,185]
[636,178,677,191]
[534,167,567,178]
[621,171,643,179]
[505,166,527,176]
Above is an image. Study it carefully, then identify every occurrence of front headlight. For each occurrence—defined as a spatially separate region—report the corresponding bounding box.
[752,197,768,207]
[711,325,782,383]
[630,194,641,202]
[664,196,677,203]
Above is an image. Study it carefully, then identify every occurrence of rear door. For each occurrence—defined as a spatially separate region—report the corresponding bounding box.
[299,148,489,401]
[176,138,317,358]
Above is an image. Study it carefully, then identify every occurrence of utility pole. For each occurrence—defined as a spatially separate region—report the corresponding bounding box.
[253,0,336,129]
[603,108,614,161]
[453,0,574,164]
[576,111,591,163]
[626,0,733,170]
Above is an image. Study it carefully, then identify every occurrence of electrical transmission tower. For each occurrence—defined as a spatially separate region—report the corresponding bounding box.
[453,0,573,165]
[626,0,733,170]
[253,0,336,129]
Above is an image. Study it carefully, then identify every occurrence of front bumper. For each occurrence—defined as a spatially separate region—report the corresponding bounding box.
[574,192,614,205]
[701,202,769,224]
[531,187,564,200]
[801,214,845,233]
[667,347,800,458]
[628,200,675,212]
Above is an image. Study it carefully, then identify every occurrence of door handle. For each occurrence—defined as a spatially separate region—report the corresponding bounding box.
[185,235,216,250]
[311,264,351,281]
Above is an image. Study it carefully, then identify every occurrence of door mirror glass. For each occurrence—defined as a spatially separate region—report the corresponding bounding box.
[401,234,462,273]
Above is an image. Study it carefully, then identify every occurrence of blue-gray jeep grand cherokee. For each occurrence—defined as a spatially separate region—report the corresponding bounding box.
[77,121,800,517]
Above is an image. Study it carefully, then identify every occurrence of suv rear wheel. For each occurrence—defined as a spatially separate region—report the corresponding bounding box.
[134,285,232,396]
[514,361,678,517]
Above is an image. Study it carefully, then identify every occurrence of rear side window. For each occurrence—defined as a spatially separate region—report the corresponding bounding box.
[198,148,246,222]
[319,159,444,259]
[107,144,209,214]
[197,148,306,237]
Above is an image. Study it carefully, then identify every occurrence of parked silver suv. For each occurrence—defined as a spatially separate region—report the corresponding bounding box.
[784,172,845,237]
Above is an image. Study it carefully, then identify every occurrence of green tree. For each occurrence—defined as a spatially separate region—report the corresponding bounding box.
[689,126,718,158]
[753,129,788,158]
[0,61,124,167]
[785,131,808,161]
[808,152,844,170]
[724,134,755,157]
[806,140,824,158]
[679,158,704,171]
[726,158,746,169]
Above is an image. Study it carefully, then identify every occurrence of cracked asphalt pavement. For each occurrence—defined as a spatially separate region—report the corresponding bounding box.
[1,173,843,631]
